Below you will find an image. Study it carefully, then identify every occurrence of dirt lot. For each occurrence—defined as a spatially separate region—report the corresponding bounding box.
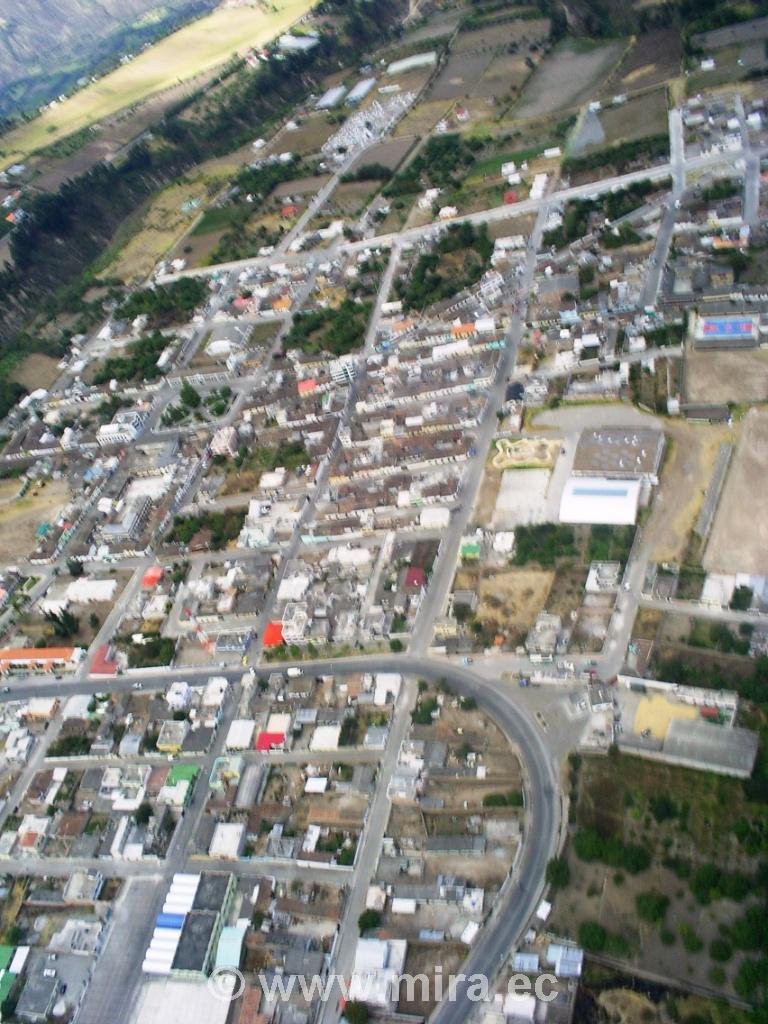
[273,175,331,198]
[546,565,589,618]
[475,567,554,642]
[399,942,470,1016]
[0,478,71,561]
[705,406,768,572]
[394,98,452,138]
[10,354,61,390]
[515,38,626,120]
[685,346,768,405]
[643,420,730,563]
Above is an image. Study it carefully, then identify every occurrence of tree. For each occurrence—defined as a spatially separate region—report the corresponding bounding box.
[635,891,669,924]
[88,612,100,630]
[357,910,381,933]
[389,638,404,653]
[134,802,153,826]
[179,381,201,409]
[546,857,571,890]
[67,559,84,577]
[44,608,80,639]
[578,921,607,952]
[344,1003,369,1024]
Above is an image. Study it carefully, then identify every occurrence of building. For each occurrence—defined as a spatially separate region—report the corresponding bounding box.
[16,968,59,1023]
[346,77,376,106]
[387,51,437,75]
[559,476,642,525]
[316,85,347,110]
[572,428,665,483]
[96,410,147,447]
[210,426,239,458]
[209,823,245,860]
[0,646,84,674]
[348,938,408,1010]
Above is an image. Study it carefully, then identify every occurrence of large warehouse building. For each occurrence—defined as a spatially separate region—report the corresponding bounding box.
[572,428,665,484]
[559,477,642,525]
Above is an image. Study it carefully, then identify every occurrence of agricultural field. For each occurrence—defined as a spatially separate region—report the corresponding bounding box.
[347,137,414,174]
[0,0,315,167]
[428,52,495,102]
[263,114,337,158]
[10,353,61,391]
[705,408,768,574]
[599,28,682,97]
[515,38,627,120]
[97,171,230,283]
[596,88,669,149]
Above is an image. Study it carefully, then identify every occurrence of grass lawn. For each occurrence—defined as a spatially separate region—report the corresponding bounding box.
[0,0,315,168]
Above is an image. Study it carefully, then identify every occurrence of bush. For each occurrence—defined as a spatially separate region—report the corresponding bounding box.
[357,910,381,933]
[709,938,733,962]
[573,827,651,874]
[679,923,703,953]
[546,857,570,889]
[636,891,669,924]
[578,921,607,952]
[482,791,524,808]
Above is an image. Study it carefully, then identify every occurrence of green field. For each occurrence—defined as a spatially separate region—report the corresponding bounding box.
[0,0,315,169]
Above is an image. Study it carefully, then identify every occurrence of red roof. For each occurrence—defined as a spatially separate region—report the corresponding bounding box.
[91,645,117,676]
[297,378,317,396]
[255,731,285,751]
[141,566,163,589]
[262,621,284,648]
[504,190,518,204]
[405,566,426,589]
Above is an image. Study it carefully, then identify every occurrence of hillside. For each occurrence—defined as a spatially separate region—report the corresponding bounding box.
[0,0,217,120]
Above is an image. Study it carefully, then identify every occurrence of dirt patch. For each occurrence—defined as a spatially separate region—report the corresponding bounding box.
[685,346,768,404]
[599,29,682,96]
[0,478,72,560]
[10,353,61,390]
[349,137,415,174]
[515,39,626,120]
[428,52,495,101]
[705,406,768,572]
[596,88,669,148]
[643,420,729,563]
[476,568,554,642]
[265,115,337,158]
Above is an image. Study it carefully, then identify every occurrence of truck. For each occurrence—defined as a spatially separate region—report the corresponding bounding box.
[287,667,303,678]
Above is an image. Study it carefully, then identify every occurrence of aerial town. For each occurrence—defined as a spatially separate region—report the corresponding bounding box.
[0,1,767,1024]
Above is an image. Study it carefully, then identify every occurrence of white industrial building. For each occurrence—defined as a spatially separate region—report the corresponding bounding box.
[559,476,642,525]
[348,938,408,1009]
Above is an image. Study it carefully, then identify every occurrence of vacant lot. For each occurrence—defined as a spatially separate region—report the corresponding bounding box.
[550,751,768,1000]
[451,18,550,53]
[476,567,554,641]
[643,420,729,564]
[515,38,626,120]
[686,346,768,405]
[10,353,61,390]
[706,407,768,573]
[0,0,314,167]
[0,478,71,560]
[394,98,451,138]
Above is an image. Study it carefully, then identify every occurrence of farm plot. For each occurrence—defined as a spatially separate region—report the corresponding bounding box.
[428,52,495,102]
[594,88,669,149]
[515,39,626,120]
[451,18,550,53]
[705,407,768,574]
[264,115,338,158]
[348,137,415,174]
[599,29,682,96]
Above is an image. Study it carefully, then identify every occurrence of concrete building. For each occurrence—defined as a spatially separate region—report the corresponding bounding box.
[559,477,642,525]
[572,428,665,483]
[96,410,147,447]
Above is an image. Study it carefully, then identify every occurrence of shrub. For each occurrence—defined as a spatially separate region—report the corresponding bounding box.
[546,857,570,889]
[636,891,669,924]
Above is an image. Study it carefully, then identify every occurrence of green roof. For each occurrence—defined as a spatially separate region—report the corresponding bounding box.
[0,949,13,972]
[460,541,481,558]
[214,925,246,970]
[0,970,14,1006]
[168,764,199,785]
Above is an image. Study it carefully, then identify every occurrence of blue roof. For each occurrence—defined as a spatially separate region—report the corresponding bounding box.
[215,925,247,970]
[156,913,185,930]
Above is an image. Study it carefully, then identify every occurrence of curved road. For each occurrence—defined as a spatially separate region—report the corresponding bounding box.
[0,652,561,1021]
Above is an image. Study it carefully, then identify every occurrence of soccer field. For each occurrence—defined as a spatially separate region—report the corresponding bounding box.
[0,0,315,169]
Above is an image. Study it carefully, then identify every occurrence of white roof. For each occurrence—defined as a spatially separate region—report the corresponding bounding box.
[503,992,536,1021]
[225,719,255,750]
[209,822,245,859]
[304,776,328,794]
[277,574,311,602]
[309,724,341,751]
[559,476,641,525]
[130,979,232,1024]
[266,712,291,735]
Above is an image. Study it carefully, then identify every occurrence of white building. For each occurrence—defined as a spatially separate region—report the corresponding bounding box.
[97,410,146,447]
[348,938,408,1010]
[559,476,642,525]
